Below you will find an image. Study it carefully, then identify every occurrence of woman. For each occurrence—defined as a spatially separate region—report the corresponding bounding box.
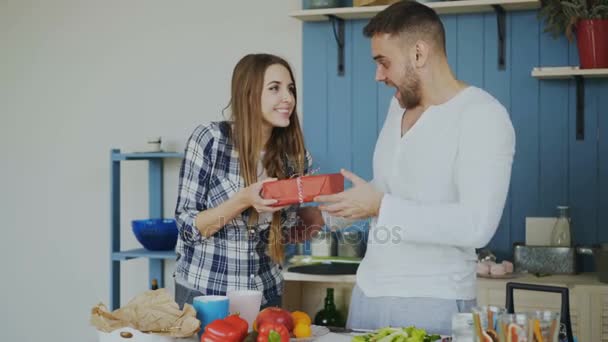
[174,54,323,309]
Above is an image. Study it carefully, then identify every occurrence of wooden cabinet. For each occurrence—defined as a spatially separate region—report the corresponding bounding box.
[283,272,607,340]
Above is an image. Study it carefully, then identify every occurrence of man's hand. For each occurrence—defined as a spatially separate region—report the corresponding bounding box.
[314,169,384,219]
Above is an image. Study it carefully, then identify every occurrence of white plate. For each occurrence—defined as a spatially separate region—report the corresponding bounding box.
[98,328,185,342]
[290,325,330,341]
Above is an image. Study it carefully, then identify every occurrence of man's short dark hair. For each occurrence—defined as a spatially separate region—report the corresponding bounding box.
[363,0,446,54]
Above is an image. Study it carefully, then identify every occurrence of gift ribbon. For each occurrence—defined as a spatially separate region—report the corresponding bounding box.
[290,169,328,205]
[296,176,304,204]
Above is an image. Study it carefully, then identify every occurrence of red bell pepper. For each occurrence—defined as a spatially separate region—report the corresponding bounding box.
[256,323,290,342]
[201,314,248,342]
[224,314,249,339]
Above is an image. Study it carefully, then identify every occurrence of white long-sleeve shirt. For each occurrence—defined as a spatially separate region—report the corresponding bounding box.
[329,86,515,300]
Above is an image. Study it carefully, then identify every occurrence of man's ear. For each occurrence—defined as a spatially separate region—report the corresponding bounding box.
[413,40,429,67]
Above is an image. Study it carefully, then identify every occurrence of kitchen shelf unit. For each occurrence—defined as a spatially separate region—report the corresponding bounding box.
[532,66,608,140]
[110,149,184,310]
[290,0,540,73]
[290,0,540,21]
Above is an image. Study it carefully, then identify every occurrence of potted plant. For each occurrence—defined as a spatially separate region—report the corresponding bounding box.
[539,0,608,68]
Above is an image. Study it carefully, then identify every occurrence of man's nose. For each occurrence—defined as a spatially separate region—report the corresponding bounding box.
[375,67,385,82]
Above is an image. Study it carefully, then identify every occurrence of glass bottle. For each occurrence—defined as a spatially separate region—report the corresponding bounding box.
[314,288,344,327]
[151,278,159,290]
[551,206,571,247]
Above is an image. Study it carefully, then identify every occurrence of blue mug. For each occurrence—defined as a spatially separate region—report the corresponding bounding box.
[192,295,230,333]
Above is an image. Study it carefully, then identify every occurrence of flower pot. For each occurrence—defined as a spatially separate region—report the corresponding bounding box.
[576,19,608,69]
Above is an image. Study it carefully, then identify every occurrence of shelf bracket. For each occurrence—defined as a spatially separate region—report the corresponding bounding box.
[328,15,345,76]
[492,5,506,70]
[575,75,585,140]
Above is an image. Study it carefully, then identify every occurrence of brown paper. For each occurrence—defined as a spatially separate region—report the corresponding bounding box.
[90,289,200,338]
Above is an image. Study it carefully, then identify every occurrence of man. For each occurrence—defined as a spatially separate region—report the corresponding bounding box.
[314,0,515,335]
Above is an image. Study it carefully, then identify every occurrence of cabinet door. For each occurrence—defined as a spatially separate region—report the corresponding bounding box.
[601,293,608,341]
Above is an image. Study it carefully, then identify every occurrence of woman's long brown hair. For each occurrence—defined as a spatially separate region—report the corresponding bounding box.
[227,54,306,264]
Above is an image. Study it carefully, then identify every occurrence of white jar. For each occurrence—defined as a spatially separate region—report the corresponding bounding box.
[451,313,474,342]
[551,206,571,247]
[310,231,336,257]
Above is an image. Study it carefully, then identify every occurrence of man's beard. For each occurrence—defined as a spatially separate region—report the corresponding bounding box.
[396,79,422,109]
[395,66,421,109]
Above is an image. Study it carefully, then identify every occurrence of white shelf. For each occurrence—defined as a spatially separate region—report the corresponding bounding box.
[532,66,608,79]
[290,0,540,21]
[112,248,176,261]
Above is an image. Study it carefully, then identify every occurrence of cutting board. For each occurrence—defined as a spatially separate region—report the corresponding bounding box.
[313,332,354,342]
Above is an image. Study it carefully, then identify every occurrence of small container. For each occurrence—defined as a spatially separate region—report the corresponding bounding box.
[513,243,578,275]
[452,313,474,342]
[551,206,571,247]
[310,230,336,257]
[471,306,506,341]
[131,218,178,251]
[303,0,341,9]
[336,230,364,258]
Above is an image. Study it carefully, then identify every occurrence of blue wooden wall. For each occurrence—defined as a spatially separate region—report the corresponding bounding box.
[301,10,608,268]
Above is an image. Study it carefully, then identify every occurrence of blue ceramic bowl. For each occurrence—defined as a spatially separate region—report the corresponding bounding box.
[131,219,178,251]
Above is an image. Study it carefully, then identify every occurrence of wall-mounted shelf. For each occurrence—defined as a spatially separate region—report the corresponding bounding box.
[112,152,184,161]
[289,0,540,21]
[112,248,177,261]
[110,149,184,310]
[291,0,540,74]
[532,66,608,79]
[532,67,608,141]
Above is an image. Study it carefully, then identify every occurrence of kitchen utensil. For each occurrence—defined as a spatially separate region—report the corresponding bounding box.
[327,326,373,333]
[577,244,608,283]
[513,243,578,275]
[505,282,573,342]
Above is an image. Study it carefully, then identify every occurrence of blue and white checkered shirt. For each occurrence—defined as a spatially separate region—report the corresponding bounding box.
[174,121,311,305]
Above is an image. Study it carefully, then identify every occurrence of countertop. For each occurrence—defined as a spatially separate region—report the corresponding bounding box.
[283,270,356,283]
[283,270,605,287]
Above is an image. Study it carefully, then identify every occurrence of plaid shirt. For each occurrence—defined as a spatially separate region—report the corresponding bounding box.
[174,121,311,305]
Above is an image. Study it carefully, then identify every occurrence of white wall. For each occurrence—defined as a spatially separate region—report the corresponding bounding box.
[0,1,302,340]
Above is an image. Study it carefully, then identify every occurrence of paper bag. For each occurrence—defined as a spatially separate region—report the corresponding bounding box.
[90,289,200,338]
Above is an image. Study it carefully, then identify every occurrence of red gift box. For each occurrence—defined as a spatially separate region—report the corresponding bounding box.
[261,173,344,206]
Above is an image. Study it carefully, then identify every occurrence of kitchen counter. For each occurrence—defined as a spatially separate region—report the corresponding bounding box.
[282,271,608,342]
[284,269,604,286]
[477,272,605,287]
[283,270,356,283]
